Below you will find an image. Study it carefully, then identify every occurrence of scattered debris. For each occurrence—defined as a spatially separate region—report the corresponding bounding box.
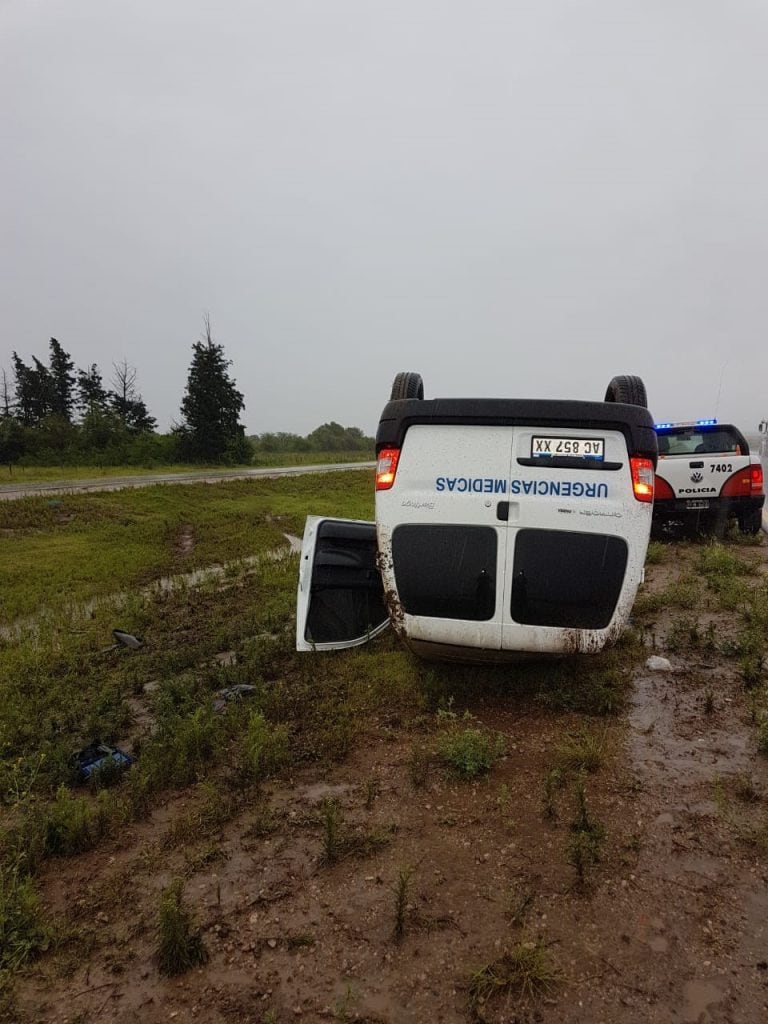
[212,684,258,713]
[113,629,144,649]
[100,629,145,654]
[645,655,673,672]
[73,743,134,782]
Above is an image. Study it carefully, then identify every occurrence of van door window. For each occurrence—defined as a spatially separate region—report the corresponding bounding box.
[306,521,387,644]
[391,525,497,621]
[510,530,628,629]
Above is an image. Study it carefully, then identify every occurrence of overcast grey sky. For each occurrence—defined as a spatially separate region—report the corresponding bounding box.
[2,0,767,435]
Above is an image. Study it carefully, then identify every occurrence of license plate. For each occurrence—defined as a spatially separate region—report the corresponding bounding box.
[686,499,710,510]
[531,436,605,461]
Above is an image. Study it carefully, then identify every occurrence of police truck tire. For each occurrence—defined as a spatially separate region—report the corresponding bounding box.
[738,509,763,535]
[390,372,424,401]
[604,375,648,407]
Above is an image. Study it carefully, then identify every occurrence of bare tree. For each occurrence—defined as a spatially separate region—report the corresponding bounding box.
[109,359,156,433]
[0,368,13,417]
[111,359,138,409]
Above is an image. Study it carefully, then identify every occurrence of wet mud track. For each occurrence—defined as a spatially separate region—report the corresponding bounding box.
[14,541,768,1024]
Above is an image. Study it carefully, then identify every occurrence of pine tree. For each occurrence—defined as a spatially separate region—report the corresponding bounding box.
[12,352,55,425]
[48,338,76,421]
[76,364,109,418]
[31,358,56,421]
[179,316,246,462]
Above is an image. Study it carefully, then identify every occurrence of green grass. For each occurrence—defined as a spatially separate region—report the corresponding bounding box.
[317,798,393,866]
[0,866,48,972]
[469,942,558,1016]
[0,468,654,1000]
[0,469,375,621]
[567,778,605,888]
[555,729,607,774]
[663,574,702,610]
[241,711,290,781]
[2,463,240,484]
[695,542,758,580]
[436,715,505,779]
[645,541,667,565]
[0,452,374,484]
[157,878,208,976]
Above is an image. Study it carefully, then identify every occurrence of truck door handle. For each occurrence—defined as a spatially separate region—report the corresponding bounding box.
[497,502,509,521]
[689,461,704,468]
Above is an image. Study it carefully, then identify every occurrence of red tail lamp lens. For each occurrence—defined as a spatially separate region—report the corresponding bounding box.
[751,464,764,495]
[654,475,675,500]
[631,457,655,502]
[721,469,752,498]
[376,448,400,490]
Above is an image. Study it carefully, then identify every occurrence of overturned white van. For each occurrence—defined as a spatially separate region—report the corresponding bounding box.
[297,374,657,661]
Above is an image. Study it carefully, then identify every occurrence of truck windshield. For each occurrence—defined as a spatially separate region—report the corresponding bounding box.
[657,428,742,457]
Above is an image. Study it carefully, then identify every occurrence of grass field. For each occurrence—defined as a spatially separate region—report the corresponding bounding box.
[0,469,648,1013]
[0,451,374,485]
[3,480,768,1022]
[0,471,375,622]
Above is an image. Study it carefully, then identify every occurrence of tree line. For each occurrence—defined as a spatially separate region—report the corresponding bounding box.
[0,320,373,469]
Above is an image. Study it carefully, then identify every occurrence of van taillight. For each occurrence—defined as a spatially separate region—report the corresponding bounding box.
[654,475,675,500]
[376,448,400,490]
[751,464,764,495]
[630,457,654,502]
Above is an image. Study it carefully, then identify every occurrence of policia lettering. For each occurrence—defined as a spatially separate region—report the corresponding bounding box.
[435,477,609,498]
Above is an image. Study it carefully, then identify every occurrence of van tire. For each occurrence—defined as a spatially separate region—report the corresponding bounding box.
[604,375,648,407]
[390,372,424,401]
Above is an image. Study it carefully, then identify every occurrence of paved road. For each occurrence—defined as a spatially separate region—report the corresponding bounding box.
[0,461,376,501]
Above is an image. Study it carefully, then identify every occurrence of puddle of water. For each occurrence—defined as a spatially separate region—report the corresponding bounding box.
[630,673,753,785]
[297,782,352,804]
[682,979,724,1023]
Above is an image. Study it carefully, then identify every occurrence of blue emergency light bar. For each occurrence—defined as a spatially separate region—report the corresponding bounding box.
[654,418,718,430]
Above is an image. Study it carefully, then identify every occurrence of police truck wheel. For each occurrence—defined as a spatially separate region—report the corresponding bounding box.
[604,375,648,408]
[738,509,763,535]
[390,372,424,401]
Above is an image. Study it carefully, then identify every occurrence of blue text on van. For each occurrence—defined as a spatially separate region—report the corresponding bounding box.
[435,477,608,498]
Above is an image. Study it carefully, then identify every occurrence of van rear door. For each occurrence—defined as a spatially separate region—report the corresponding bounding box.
[296,516,389,652]
[377,424,515,651]
[500,425,640,651]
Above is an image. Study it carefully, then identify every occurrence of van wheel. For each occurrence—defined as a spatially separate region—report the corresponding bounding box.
[390,372,424,401]
[604,375,648,407]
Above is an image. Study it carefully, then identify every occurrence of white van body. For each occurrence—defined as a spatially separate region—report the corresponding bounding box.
[297,386,657,662]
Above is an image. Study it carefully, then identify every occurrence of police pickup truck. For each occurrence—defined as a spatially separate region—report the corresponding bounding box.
[653,419,764,534]
[297,372,657,661]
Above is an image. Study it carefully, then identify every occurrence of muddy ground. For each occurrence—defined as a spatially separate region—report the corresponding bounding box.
[12,538,768,1024]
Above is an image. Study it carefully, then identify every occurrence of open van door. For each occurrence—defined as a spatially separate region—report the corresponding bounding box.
[296,516,390,651]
